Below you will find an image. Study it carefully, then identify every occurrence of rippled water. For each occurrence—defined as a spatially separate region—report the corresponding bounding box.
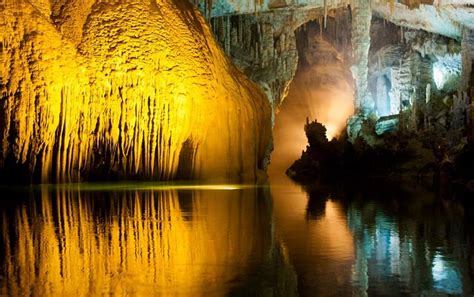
[1,177,473,296]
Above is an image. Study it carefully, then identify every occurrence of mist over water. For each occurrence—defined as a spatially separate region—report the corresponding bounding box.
[270,36,355,172]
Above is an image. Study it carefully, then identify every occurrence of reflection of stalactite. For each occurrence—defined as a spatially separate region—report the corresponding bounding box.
[1,186,286,296]
[347,200,472,295]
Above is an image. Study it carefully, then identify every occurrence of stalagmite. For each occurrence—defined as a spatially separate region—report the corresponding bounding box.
[0,0,272,183]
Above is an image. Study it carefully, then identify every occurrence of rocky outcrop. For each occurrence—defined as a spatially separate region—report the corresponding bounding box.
[0,0,272,183]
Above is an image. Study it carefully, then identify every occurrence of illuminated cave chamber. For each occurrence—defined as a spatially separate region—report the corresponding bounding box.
[367,17,465,136]
[281,1,474,183]
[2,0,473,183]
[207,0,473,172]
[348,1,474,141]
[0,0,272,183]
[209,7,355,170]
[271,12,355,170]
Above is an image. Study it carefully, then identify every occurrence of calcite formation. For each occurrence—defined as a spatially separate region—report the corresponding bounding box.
[373,0,474,39]
[210,12,299,112]
[367,21,467,134]
[350,0,374,116]
[210,8,352,120]
[0,0,272,183]
[192,0,350,18]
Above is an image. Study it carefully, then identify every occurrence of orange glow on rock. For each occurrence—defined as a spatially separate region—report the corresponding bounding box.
[0,0,271,183]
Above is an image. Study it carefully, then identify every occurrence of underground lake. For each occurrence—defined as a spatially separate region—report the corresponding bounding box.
[1,174,473,296]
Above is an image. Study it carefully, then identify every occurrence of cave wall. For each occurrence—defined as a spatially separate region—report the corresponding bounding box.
[204,0,473,145]
[210,13,298,112]
[361,20,467,139]
[191,0,350,18]
[209,7,352,121]
[372,0,474,40]
[1,0,472,183]
[0,0,272,183]
[204,0,472,143]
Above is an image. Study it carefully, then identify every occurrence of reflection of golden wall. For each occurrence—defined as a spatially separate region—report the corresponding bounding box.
[0,0,271,183]
[1,188,272,296]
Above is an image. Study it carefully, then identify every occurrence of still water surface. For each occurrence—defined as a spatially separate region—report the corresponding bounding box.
[0,176,472,296]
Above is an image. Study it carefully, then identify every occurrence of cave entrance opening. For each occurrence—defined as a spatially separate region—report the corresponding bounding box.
[269,15,355,173]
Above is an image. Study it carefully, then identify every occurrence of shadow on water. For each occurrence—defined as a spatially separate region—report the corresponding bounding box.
[1,178,474,296]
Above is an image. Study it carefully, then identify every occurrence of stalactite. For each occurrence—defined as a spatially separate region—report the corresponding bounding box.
[389,0,395,14]
[319,17,323,38]
[460,28,474,92]
[0,0,272,183]
[460,28,474,134]
[324,0,328,28]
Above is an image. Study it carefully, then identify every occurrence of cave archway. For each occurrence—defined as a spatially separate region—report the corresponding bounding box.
[269,14,355,173]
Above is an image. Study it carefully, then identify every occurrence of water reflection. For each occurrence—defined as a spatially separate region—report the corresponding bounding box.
[270,174,473,296]
[348,196,472,296]
[1,179,473,296]
[0,185,297,296]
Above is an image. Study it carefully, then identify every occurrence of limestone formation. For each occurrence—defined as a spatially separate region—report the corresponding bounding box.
[350,0,374,116]
[0,0,272,183]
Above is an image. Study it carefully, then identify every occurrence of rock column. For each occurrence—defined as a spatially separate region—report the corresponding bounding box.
[350,0,374,116]
[460,28,474,137]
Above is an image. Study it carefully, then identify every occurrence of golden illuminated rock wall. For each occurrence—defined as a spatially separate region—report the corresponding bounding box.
[0,0,272,183]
